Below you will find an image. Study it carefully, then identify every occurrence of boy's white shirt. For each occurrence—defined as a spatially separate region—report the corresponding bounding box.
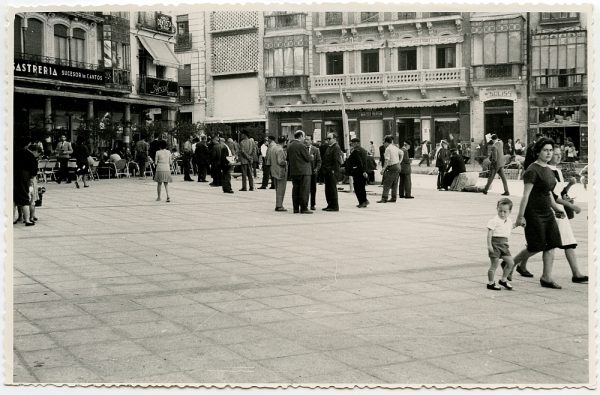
[487,215,513,239]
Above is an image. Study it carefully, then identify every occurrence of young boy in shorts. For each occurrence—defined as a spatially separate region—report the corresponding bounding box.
[486,198,517,290]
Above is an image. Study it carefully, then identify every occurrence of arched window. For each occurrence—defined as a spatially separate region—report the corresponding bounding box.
[14,16,23,56]
[72,28,86,65]
[24,18,43,57]
[54,24,69,63]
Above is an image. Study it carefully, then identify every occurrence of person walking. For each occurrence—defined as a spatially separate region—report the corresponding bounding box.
[194,136,209,182]
[305,135,321,210]
[72,136,90,188]
[346,138,369,208]
[55,135,73,183]
[418,140,430,167]
[377,135,401,203]
[514,138,564,289]
[398,141,414,199]
[482,134,510,196]
[435,140,450,190]
[321,132,343,211]
[238,131,255,191]
[269,136,288,211]
[153,139,172,202]
[287,130,313,214]
[134,136,150,178]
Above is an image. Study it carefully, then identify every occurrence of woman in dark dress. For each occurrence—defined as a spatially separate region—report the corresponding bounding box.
[72,136,90,188]
[514,138,565,289]
[13,138,37,226]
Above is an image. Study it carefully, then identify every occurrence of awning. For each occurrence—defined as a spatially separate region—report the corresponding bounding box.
[268,98,467,113]
[204,117,266,124]
[538,120,585,128]
[137,36,182,69]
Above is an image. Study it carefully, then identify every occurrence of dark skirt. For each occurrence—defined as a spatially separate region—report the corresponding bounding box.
[14,171,31,206]
[525,212,561,253]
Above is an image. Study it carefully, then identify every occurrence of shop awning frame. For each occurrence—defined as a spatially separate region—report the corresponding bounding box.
[267,98,468,113]
[137,36,182,70]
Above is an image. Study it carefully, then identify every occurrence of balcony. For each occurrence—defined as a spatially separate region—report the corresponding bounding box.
[104,68,132,91]
[472,64,521,80]
[103,14,130,43]
[16,52,101,71]
[137,75,178,97]
[174,33,192,52]
[533,74,584,92]
[178,87,194,104]
[265,13,306,30]
[310,68,466,92]
[540,13,579,25]
[266,76,308,93]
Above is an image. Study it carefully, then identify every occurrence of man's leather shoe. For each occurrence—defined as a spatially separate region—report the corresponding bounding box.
[249,187,254,191]
[275,207,287,212]
[258,186,267,189]
[293,210,300,214]
[310,206,316,210]
[502,192,510,196]
[323,208,338,211]
[239,188,247,191]
[300,210,313,214]
[224,190,234,194]
[269,186,275,189]
[482,190,488,195]
[388,199,397,203]
[572,276,588,283]
[376,200,387,203]
[405,196,414,199]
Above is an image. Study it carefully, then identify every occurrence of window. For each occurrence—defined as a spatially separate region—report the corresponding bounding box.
[156,65,166,79]
[397,12,417,20]
[177,20,189,35]
[360,12,379,23]
[540,12,578,22]
[72,28,86,65]
[436,45,455,68]
[361,50,379,73]
[531,31,586,77]
[264,45,307,77]
[325,12,342,26]
[471,18,523,65]
[178,64,191,86]
[23,18,43,56]
[398,48,417,70]
[326,52,344,75]
[54,24,69,62]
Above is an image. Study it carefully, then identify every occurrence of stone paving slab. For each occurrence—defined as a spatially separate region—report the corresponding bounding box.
[9,173,592,387]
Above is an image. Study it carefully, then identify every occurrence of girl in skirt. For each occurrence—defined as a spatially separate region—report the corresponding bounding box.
[154,139,172,202]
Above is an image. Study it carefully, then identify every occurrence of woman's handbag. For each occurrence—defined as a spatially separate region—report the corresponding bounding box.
[555,215,577,247]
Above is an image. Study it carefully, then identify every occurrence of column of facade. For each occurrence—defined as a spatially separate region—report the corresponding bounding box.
[123,104,132,148]
[44,97,53,153]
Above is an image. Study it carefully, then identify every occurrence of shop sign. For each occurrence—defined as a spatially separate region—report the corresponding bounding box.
[155,13,174,33]
[14,60,104,85]
[479,87,517,102]
[359,110,383,119]
[144,76,178,97]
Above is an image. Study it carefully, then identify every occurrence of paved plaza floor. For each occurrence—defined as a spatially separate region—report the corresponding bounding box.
[9,171,592,387]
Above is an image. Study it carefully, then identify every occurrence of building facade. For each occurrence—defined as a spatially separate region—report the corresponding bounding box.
[13,11,181,150]
[528,12,588,160]
[265,11,470,155]
[175,11,266,138]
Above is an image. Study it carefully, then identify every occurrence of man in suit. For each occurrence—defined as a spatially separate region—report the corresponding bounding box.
[259,136,275,189]
[305,135,321,211]
[182,137,194,181]
[287,130,312,214]
[321,132,343,211]
[238,131,255,191]
[482,134,510,196]
[346,138,369,208]
[209,135,222,187]
[194,136,209,182]
[317,140,328,184]
[435,140,450,190]
[55,135,73,183]
[220,137,234,194]
[399,141,414,199]
[378,135,401,203]
[269,136,288,211]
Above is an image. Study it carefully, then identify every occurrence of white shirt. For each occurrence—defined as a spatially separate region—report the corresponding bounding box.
[261,143,268,157]
[421,143,429,155]
[487,216,513,238]
[384,144,401,166]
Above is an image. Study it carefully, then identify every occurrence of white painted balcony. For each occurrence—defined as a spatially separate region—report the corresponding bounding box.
[310,68,467,92]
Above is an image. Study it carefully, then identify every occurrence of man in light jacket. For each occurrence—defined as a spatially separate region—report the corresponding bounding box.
[55,135,73,183]
[482,134,510,196]
[269,136,288,211]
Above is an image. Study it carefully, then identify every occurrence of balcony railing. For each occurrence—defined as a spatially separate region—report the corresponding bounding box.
[265,13,306,30]
[174,33,192,52]
[15,52,101,71]
[473,64,521,80]
[266,76,308,92]
[534,74,584,92]
[104,68,132,91]
[310,68,466,91]
[178,87,194,104]
[137,75,178,97]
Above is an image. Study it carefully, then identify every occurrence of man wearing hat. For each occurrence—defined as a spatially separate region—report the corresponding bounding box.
[435,140,450,190]
[482,134,510,196]
[399,141,414,199]
[346,138,369,207]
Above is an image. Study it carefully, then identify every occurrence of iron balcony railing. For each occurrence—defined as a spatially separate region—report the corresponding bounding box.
[533,74,584,92]
[15,52,101,71]
[310,68,467,92]
[266,76,308,91]
[265,13,306,30]
[174,33,192,52]
[104,68,132,91]
[178,87,194,104]
[472,64,521,80]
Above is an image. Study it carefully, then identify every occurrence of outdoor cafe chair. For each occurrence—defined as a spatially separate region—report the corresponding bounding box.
[37,159,47,183]
[43,159,58,182]
[114,159,129,178]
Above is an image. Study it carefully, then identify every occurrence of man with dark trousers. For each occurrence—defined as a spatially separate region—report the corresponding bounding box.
[305,135,321,210]
[346,138,369,208]
[286,130,313,214]
[194,136,209,182]
[238,131,255,191]
[317,140,328,184]
[259,136,275,189]
[399,141,414,199]
[209,135,222,187]
[482,133,510,196]
[220,137,234,193]
[182,137,194,181]
[321,132,343,211]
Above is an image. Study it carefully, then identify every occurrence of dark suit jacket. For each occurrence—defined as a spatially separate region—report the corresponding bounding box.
[194,143,209,165]
[286,139,312,176]
[447,153,466,174]
[400,148,411,174]
[322,143,343,173]
[435,148,450,168]
[346,146,368,177]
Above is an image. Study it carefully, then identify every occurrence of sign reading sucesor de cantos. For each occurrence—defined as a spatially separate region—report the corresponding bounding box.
[14,60,105,85]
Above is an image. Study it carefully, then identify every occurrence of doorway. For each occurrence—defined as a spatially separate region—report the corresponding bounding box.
[396,118,420,157]
[484,99,514,143]
[360,119,384,158]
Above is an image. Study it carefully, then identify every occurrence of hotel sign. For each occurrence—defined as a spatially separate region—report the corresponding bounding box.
[14,60,104,85]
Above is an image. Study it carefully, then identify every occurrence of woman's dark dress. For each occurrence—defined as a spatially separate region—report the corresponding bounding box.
[14,148,37,206]
[522,163,561,252]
